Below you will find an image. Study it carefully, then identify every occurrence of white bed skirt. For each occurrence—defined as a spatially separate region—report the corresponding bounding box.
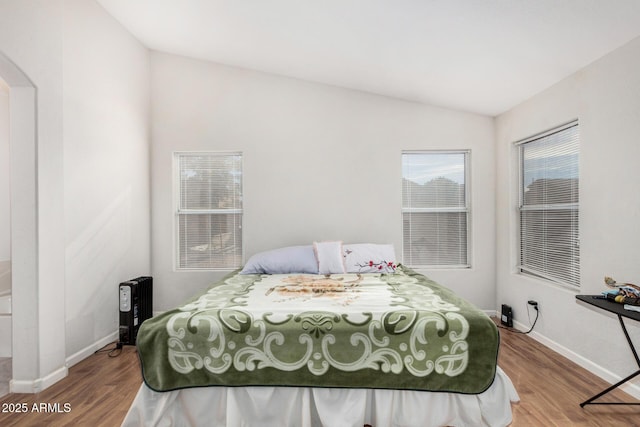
[122,367,519,427]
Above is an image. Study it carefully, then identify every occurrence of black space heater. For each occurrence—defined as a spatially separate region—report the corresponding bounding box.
[119,276,153,345]
[501,304,513,328]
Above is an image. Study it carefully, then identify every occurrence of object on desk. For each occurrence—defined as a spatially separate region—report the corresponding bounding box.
[624,304,640,313]
[618,296,640,306]
[604,276,640,293]
[604,275,640,306]
[609,293,640,306]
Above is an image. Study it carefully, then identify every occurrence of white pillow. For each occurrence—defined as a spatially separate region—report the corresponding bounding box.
[241,246,319,274]
[313,241,346,274]
[343,243,397,273]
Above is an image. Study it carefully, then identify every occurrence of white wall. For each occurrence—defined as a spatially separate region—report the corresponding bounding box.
[0,0,151,391]
[150,52,496,312]
[63,0,150,357]
[496,36,640,392]
[0,78,9,263]
[0,0,66,389]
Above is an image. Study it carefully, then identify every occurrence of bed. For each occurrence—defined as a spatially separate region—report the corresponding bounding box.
[122,244,518,426]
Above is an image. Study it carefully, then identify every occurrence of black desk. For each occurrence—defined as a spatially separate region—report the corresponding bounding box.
[576,294,640,406]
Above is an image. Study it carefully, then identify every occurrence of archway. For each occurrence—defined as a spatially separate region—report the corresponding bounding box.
[0,51,39,392]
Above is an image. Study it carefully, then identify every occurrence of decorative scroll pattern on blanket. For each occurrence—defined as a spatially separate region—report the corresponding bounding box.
[137,266,498,393]
[168,270,469,380]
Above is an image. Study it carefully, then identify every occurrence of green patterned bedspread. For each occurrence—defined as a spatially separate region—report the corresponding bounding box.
[137,266,499,393]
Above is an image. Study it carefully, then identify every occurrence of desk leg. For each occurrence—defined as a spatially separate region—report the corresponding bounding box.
[580,370,640,406]
[619,314,640,367]
[580,315,640,407]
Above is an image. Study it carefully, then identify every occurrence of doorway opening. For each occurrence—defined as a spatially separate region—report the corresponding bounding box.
[0,51,38,395]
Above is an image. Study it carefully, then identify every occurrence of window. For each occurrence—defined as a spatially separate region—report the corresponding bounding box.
[401,151,470,267]
[175,152,243,270]
[518,121,579,288]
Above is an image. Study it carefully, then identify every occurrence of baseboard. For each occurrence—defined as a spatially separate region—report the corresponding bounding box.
[509,316,640,400]
[10,365,68,394]
[9,332,118,394]
[65,331,119,369]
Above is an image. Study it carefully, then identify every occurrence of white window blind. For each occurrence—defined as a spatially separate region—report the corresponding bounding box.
[402,151,470,268]
[175,152,243,270]
[518,121,579,288]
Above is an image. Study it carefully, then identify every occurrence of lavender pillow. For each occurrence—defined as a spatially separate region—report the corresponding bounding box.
[241,246,319,274]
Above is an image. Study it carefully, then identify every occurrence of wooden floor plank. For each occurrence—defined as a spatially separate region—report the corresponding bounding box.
[0,345,141,427]
[0,319,638,426]
[498,321,640,427]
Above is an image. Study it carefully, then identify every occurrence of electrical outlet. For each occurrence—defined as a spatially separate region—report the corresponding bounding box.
[528,300,538,307]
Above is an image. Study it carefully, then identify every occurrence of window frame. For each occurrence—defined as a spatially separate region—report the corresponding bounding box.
[173,151,244,271]
[401,150,471,269]
[516,120,580,289]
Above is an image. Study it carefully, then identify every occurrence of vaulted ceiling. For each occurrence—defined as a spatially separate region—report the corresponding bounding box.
[97,0,640,116]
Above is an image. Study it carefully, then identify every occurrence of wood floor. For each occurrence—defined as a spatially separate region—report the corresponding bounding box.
[0,320,638,426]
[499,323,639,426]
